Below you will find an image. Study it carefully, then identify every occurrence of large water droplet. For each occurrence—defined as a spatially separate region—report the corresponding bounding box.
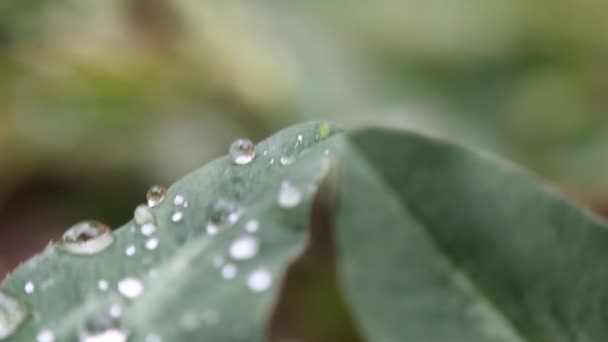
[247,268,273,293]
[24,281,35,294]
[79,313,128,342]
[134,205,154,225]
[229,235,259,260]
[146,186,167,207]
[36,329,55,342]
[0,291,27,340]
[117,277,144,299]
[206,200,242,235]
[230,139,256,165]
[277,181,302,208]
[60,221,114,255]
[221,264,238,280]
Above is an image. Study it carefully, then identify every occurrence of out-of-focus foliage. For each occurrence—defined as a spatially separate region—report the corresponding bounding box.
[1,0,608,267]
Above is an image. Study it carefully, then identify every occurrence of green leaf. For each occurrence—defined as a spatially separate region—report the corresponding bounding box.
[337,128,608,341]
[1,121,341,341]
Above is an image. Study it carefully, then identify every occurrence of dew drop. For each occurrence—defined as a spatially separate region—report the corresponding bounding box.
[36,329,55,342]
[221,264,238,280]
[244,220,259,233]
[145,237,159,251]
[146,186,167,207]
[117,277,144,299]
[279,156,294,166]
[173,194,188,208]
[60,221,114,255]
[0,291,27,340]
[140,223,157,237]
[109,304,122,319]
[134,205,154,225]
[145,333,163,342]
[262,150,268,156]
[125,245,136,257]
[277,181,302,208]
[229,235,259,260]
[171,211,184,223]
[24,281,35,294]
[79,313,128,342]
[296,134,303,144]
[247,268,273,293]
[230,139,256,165]
[97,280,109,292]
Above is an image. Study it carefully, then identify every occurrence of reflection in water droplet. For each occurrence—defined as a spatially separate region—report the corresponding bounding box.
[79,312,128,342]
[173,195,188,208]
[36,329,55,342]
[60,221,114,255]
[145,238,159,251]
[0,291,27,340]
[145,333,163,342]
[98,280,109,292]
[171,211,184,223]
[134,205,154,225]
[247,268,273,293]
[229,236,259,260]
[24,281,35,294]
[147,186,167,207]
[279,156,294,166]
[245,220,259,233]
[206,200,243,235]
[125,245,136,257]
[117,277,144,299]
[230,139,256,165]
[221,264,238,279]
[277,181,302,208]
[140,223,157,237]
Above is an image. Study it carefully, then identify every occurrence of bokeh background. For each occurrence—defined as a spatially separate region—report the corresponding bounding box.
[2,0,608,278]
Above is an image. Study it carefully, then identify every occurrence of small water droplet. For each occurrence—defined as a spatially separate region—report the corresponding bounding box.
[125,245,136,257]
[277,181,302,208]
[117,277,144,299]
[171,211,184,223]
[24,281,35,294]
[79,313,128,342]
[296,134,303,145]
[247,268,273,293]
[109,304,122,319]
[230,139,256,165]
[262,150,268,156]
[279,156,294,166]
[270,158,275,165]
[0,291,27,340]
[324,149,330,156]
[212,255,225,268]
[173,194,188,208]
[146,186,167,207]
[229,235,259,260]
[98,280,109,292]
[145,333,163,342]
[134,205,154,225]
[145,237,159,251]
[221,264,238,279]
[140,223,157,237]
[60,221,114,255]
[36,329,55,342]
[244,220,259,233]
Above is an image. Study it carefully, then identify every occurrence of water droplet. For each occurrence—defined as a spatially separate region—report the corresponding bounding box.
[171,211,184,223]
[98,280,109,292]
[277,181,302,208]
[324,149,330,156]
[145,333,163,342]
[79,313,128,342]
[270,158,275,165]
[230,139,256,165]
[0,291,27,340]
[145,237,159,251]
[146,186,167,207]
[206,200,242,235]
[125,245,136,257]
[173,194,188,208]
[134,205,154,225]
[60,221,114,255]
[221,264,238,279]
[212,255,225,268]
[262,150,268,156]
[36,329,55,342]
[279,156,294,166]
[140,223,157,237]
[296,134,303,146]
[247,268,273,293]
[109,304,122,319]
[24,281,35,294]
[229,235,259,260]
[245,220,259,233]
[117,277,144,299]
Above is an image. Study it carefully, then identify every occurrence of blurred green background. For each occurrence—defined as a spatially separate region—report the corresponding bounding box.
[1,0,608,277]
